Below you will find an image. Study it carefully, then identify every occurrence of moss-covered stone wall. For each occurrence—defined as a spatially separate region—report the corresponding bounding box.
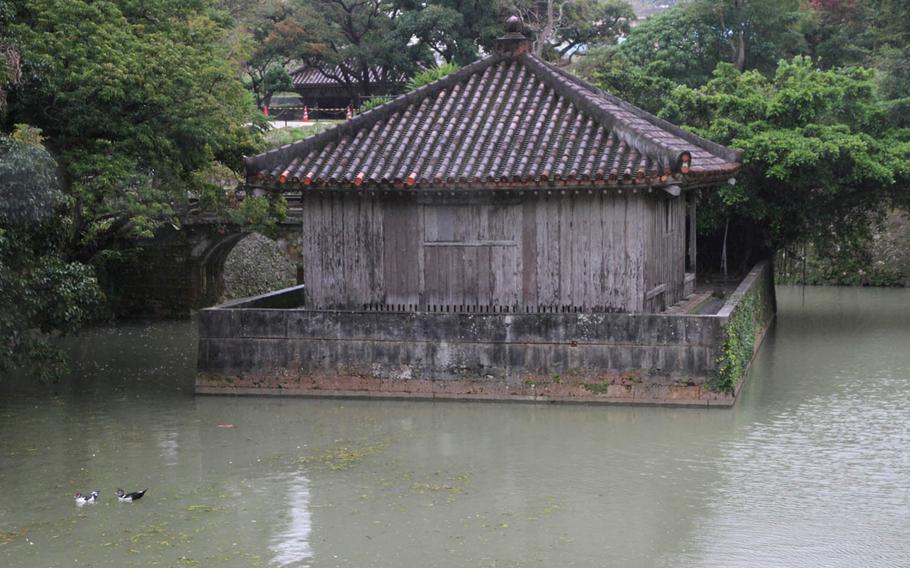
[711,260,777,393]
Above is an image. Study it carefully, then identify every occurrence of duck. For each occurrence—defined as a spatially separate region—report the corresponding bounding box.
[74,490,99,505]
[115,488,147,502]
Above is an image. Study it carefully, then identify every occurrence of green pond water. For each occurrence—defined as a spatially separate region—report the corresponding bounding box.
[1,286,909,567]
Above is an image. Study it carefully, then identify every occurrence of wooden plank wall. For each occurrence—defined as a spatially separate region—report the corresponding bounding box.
[527,193,645,312]
[422,203,521,307]
[642,193,687,312]
[300,193,386,308]
[300,192,683,313]
[381,198,419,306]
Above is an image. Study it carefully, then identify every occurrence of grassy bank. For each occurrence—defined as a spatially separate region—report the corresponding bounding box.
[262,121,343,150]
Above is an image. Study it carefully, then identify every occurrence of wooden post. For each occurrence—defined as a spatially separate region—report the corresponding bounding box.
[687,191,697,273]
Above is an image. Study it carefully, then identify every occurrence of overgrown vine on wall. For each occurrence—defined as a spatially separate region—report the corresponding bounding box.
[709,264,775,393]
[712,294,757,393]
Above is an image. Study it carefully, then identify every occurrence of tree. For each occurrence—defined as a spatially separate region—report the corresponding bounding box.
[0,1,18,117]
[805,0,910,126]
[0,128,102,380]
[393,0,503,65]
[553,0,634,61]
[588,1,806,94]
[294,0,427,101]
[802,0,870,69]
[685,0,806,73]
[236,1,304,109]
[591,6,726,88]
[508,0,634,60]
[656,58,910,266]
[4,0,260,265]
[572,45,678,114]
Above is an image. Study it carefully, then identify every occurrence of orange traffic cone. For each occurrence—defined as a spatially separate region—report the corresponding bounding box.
[263,104,269,117]
[346,105,353,120]
[303,105,309,123]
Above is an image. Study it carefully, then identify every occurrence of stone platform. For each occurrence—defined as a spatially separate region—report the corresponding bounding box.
[196,261,775,406]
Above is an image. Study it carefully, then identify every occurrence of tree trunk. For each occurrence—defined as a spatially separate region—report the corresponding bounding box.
[735,29,747,71]
[532,0,558,58]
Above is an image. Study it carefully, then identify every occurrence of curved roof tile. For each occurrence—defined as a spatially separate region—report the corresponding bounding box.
[248,54,742,191]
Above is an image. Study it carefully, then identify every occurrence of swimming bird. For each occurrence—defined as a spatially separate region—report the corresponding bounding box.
[115,488,147,502]
[74,490,99,505]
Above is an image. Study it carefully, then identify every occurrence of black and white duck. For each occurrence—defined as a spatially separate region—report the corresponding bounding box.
[115,488,147,502]
[74,490,99,505]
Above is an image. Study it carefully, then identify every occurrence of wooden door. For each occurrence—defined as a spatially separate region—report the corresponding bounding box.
[421,203,521,308]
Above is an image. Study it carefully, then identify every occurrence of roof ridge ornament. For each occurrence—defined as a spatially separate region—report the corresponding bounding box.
[495,16,531,57]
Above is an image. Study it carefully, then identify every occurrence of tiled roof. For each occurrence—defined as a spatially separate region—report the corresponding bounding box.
[291,65,406,88]
[250,55,741,191]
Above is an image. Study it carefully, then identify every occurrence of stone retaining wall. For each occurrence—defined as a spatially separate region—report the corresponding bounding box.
[196,261,775,406]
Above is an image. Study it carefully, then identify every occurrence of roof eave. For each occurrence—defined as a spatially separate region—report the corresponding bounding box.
[247,168,739,193]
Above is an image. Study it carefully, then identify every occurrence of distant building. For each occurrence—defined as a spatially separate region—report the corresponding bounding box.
[290,65,408,119]
[629,0,678,26]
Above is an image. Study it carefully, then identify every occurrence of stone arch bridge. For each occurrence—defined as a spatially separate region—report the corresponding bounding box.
[104,195,305,318]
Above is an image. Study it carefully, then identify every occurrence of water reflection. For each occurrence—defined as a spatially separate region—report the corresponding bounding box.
[155,409,180,466]
[270,473,313,567]
[1,287,909,567]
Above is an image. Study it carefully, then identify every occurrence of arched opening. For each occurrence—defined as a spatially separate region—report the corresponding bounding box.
[195,232,245,307]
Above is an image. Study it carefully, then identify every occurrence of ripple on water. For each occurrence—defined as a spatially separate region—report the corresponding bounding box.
[677,363,910,566]
[2,286,910,568]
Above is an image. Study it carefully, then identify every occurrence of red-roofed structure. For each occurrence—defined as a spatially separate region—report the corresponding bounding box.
[244,18,742,314]
[196,20,774,405]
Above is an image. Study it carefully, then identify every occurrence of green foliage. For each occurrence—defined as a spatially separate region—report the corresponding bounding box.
[296,0,429,98]
[585,2,910,272]
[657,58,909,256]
[0,126,58,225]
[5,0,260,262]
[224,192,288,236]
[582,382,612,394]
[804,1,910,128]
[574,46,679,115]
[0,41,19,117]
[406,63,459,92]
[0,133,102,380]
[600,6,735,88]
[685,0,807,73]
[260,66,294,106]
[358,95,393,114]
[395,1,502,65]
[558,0,634,57]
[712,293,757,394]
[591,1,806,93]
[710,264,774,393]
[234,0,304,108]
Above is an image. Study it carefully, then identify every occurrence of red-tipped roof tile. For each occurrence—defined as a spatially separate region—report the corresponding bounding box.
[250,52,741,191]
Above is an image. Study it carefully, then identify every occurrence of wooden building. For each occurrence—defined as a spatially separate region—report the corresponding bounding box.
[248,19,742,314]
[290,65,407,118]
[201,21,765,404]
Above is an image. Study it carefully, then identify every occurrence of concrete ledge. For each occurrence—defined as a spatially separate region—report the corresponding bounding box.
[195,378,735,407]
